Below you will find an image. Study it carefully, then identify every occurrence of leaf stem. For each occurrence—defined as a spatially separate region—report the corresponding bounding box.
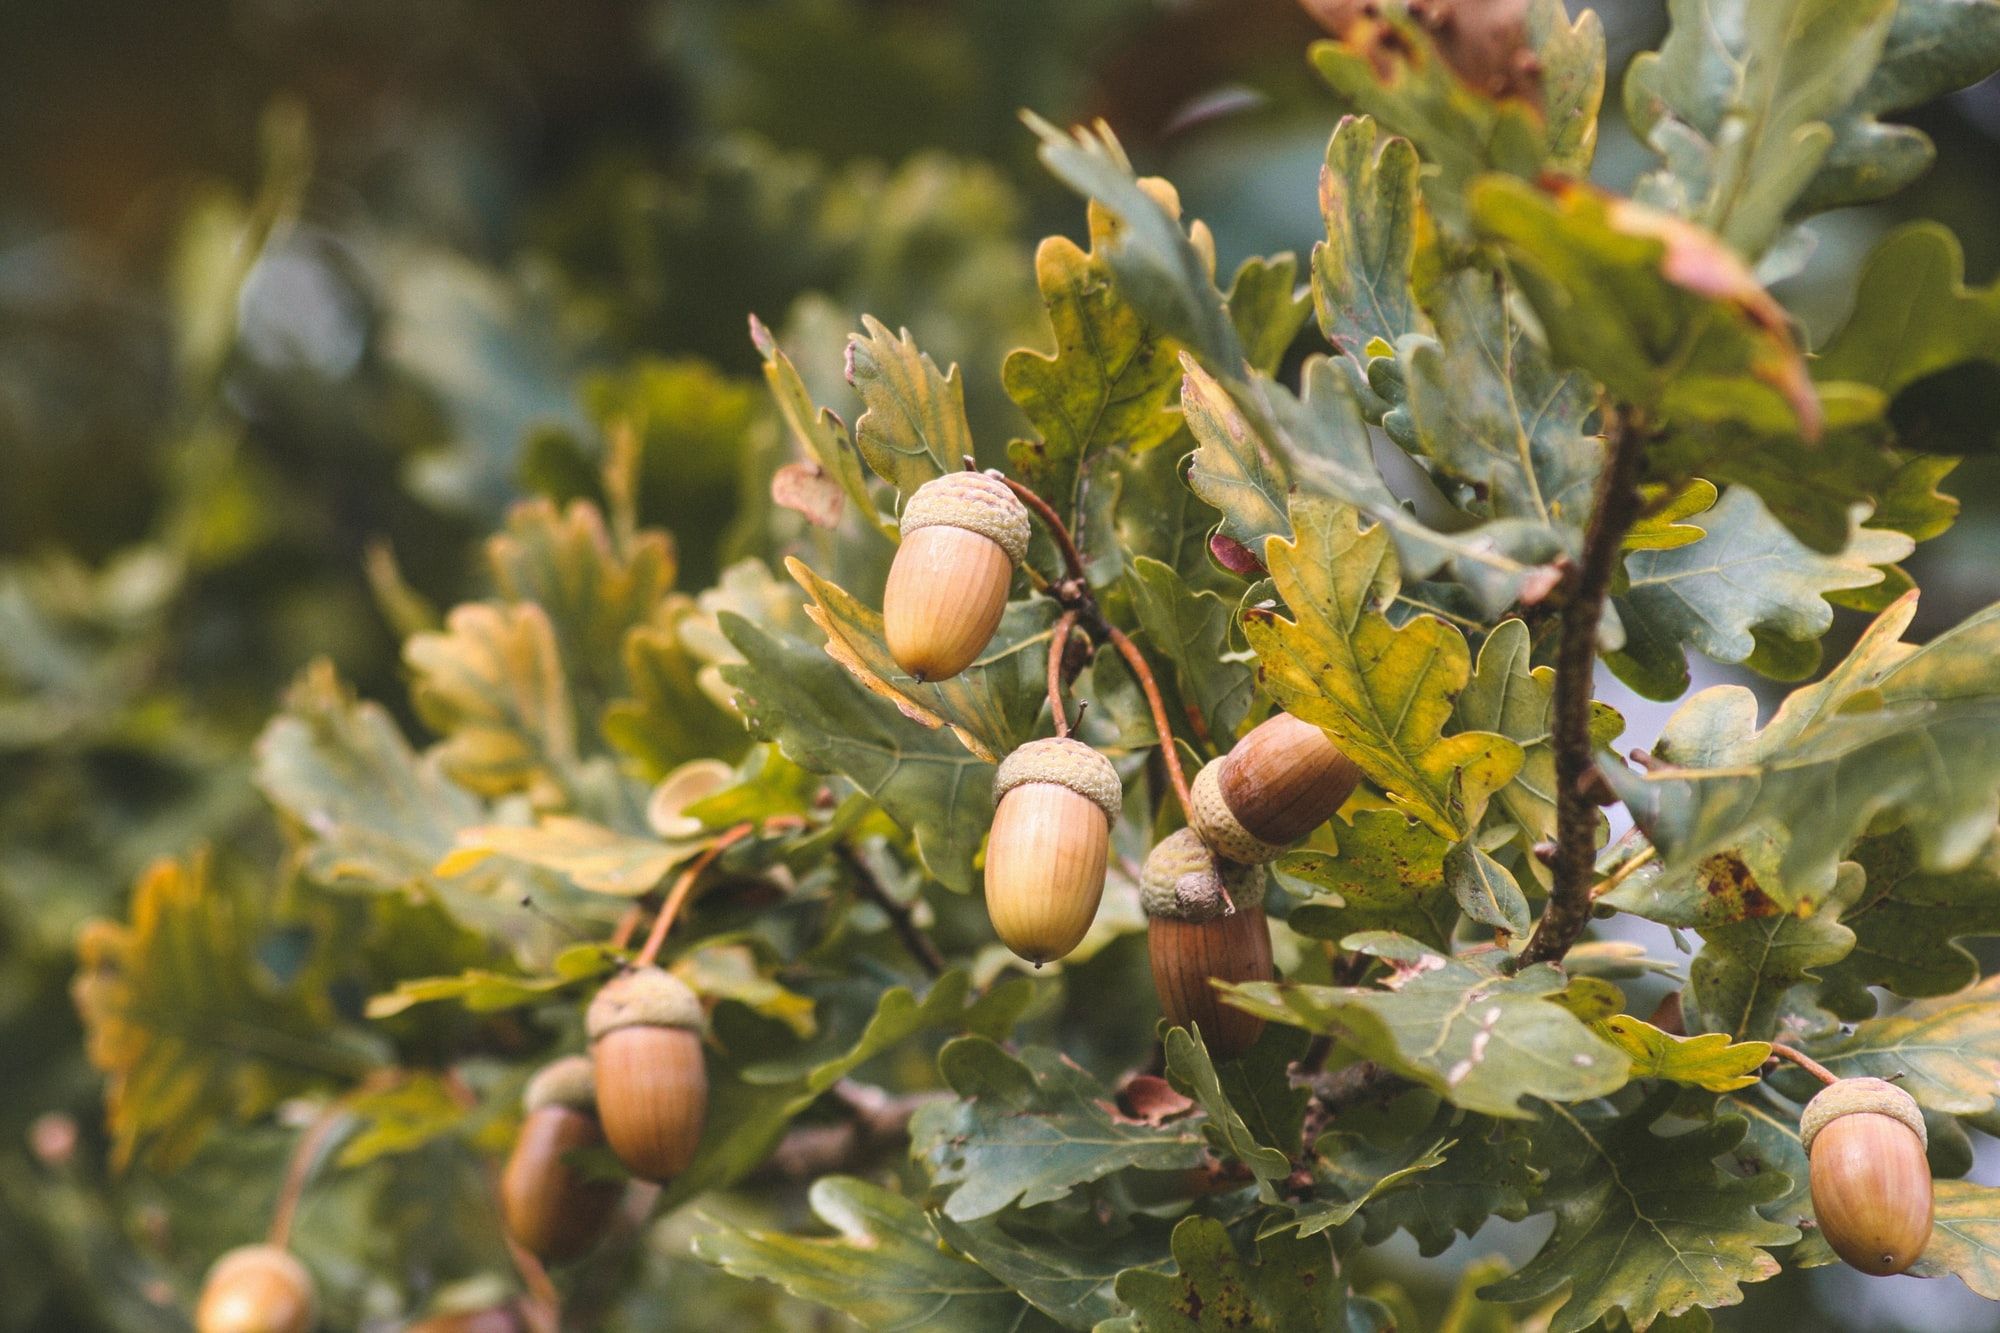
[1768,1042,1840,1087]
[994,470,1090,587]
[634,823,755,968]
[1047,609,1077,738]
[1520,402,1649,968]
[1106,623,1192,820]
[835,841,947,978]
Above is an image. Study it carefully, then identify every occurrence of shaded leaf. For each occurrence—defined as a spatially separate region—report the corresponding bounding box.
[934,1209,1174,1332]
[1227,253,1312,376]
[602,599,750,776]
[694,1176,1060,1333]
[1909,1179,2000,1297]
[1245,498,1522,838]
[1314,116,1424,360]
[1819,826,2000,1013]
[751,314,894,540]
[1480,1094,1796,1333]
[846,316,969,500]
[1102,1216,1357,1333]
[1162,1026,1298,1189]
[1220,934,1628,1119]
[1127,558,1257,746]
[1443,840,1530,937]
[1809,974,2000,1117]
[1816,222,2000,398]
[1334,1104,1539,1256]
[1686,858,1861,1041]
[910,1036,1208,1222]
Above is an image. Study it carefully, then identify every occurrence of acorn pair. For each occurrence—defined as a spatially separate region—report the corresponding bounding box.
[501,968,708,1263]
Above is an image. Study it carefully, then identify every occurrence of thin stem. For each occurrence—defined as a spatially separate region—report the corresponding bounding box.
[1588,845,1658,901]
[265,1099,351,1250]
[994,470,1088,586]
[635,823,755,968]
[609,905,645,952]
[1106,624,1192,820]
[836,842,947,977]
[1519,403,1648,968]
[1047,610,1077,738]
[1769,1042,1840,1087]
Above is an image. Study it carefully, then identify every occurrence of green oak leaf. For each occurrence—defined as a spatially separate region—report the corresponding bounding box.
[1004,199,1186,539]
[1686,859,1861,1041]
[1609,592,2000,908]
[846,316,970,500]
[1179,358,1292,551]
[910,1036,1208,1221]
[436,816,693,897]
[1725,1085,1817,1234]
[405,601,582,802]
[1162,1025,1307,1191]
[1819,826,2000,1014]
[484,497,677,729]
[671,971,1029,1212]
[1308,0,1604,226]
[1605,486,1909,700]
[1443,841,1530,938]
[693,1176,1061,1332]
[933,1207,1175,1331]
[1227,252,1312,376]
[73,851,379,1171]
[751,314,895,540]
[1334,1105,1539,1256]
[364,942,619,1018]
[1592,1016,1769,1091]
[1028,115,1244,371]
[1281,811,1459,953]
[1909,1179,2000,1298]
[788,557,1052,764]
[1314,116,1424,360]
[1399,267,1600,544]
[1816,222,2000,397]
[1219,934,1628,1119]
[1802,2,2000,214]
[1245,497,1522,839]
[602,598,751,776]
[1127,557,1256,747]
[719,613,991,892]
[1101,1216,1357,1333]
[1479,1094,1797,1333]
[1622,0,1896,258]
[1808,974,2000,1117]
[1470,177,1818,438]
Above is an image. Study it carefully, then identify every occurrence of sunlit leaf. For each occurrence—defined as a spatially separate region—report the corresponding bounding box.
[1808,974,2000,1117]
[438,816,695,897]
[1909,1179,2000,1297]
[846,316,972,499]
[364,942,620,1018]
[1592,1016,1769,1092]
[751,314,894,540]
[406,602,580,803]
[1283,811,1459,954]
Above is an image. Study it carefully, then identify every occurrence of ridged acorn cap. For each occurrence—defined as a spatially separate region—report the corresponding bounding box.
[587,967,704,1040]
[1140,828,1266,920]
[1801,1077,1927,1153]
[993,736,1121,823]
[899,472,1031,566]
[1190,761,1289,864]
[523,1055,598,1113]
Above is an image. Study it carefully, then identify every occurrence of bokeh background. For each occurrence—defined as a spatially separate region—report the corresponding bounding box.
[3,1,1996,1329]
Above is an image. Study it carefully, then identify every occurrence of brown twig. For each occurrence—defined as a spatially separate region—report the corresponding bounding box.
[1519,403,1649,967]
[1047,609,1077,738]
[994,469,1090,587]
[1769,1042,1840,1087]
[635,823,755,968]
[265,1099,351,1250]
[836,842,947,977]
[609,905,645,952]
[1105,624,1192,819]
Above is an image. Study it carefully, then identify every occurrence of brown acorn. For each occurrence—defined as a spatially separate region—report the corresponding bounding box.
[985,737,1122,964]
[1801,1077,1934,1276]
[499,1055,624,1263]
[195,1244,315,1333]
[1190,713,1360,864]
[882,471,1031,682]
[1142,828,1273,1059]
[587,967,708,1183]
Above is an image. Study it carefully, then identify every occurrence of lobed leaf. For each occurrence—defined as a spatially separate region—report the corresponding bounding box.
[846,315,971,500]
[1282,811,1459,953]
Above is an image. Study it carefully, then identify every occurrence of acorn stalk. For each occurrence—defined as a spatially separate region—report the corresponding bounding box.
[1802,1077,1934,1276]
[882,471,1030,682]
[985,737,1121,964]
[1191,713,1360,863]
[195,1245,316,1333]
[500,1055,624,1263]
[1141,828,1273,1059]
[588,967,708,1183]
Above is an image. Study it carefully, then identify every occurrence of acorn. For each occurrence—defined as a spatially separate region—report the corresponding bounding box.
[1190,713,1361,863]
[195,1244,315,1333]
[1801,1077,1934,1276]
[882,471,1030,682]
[1142,828,1273,1059]
[587,967,707,1183]
[500,1055,624,1263]
[985,737,1122,964]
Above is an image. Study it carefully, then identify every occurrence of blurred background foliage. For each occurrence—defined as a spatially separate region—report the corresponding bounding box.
[3,1,1997,1330]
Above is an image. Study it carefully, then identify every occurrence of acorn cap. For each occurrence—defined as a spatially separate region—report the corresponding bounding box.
[1190,761,1288,864]
[523,1055,598,1113]
[1801,1077,1927,1154]
[587,967,704,1041]
[1140,828,1266,921]
[993,737,1121,823]
[899,472,1031,566]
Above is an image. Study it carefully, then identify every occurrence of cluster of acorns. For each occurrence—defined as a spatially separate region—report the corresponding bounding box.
[195,967,710,1331]
[884,472,1361,1058]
